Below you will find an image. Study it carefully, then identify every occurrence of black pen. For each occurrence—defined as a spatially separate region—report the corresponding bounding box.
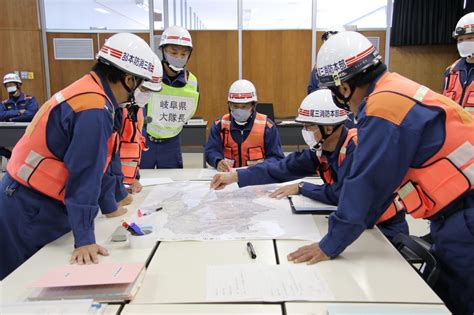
[143,207,163,216]
[246,242,257,259]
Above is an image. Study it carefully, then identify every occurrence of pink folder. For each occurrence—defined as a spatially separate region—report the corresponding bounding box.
[29,262,145,288]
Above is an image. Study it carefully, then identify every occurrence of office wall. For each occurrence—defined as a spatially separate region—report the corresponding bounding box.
[389,45,458,93]
[42,29,457,124]
[242,30,312,118]
[47,32,150,94]
[0,0,45,103]
[186,31,239,123]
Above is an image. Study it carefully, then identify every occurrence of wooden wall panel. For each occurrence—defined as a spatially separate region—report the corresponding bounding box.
[47,32,150,95]
[184,31,238,124]
[389,45,458,93]
[0,0,39,30]
[0,0,44,103]
[242,30,312,118]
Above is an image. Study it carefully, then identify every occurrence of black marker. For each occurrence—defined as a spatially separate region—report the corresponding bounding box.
[246,242,257,259]
[143,207,163,216]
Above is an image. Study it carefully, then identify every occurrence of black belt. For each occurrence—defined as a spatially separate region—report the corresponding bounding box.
[428,193,473,221]
[148,135,166,143]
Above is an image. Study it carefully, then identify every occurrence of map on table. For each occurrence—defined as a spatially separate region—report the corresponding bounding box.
[139,181,321,241]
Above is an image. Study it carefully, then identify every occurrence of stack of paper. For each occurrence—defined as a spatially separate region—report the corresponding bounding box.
[28,263,145,303]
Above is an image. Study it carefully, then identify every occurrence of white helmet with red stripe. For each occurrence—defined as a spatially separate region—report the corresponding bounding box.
[3,73,22,85]
[141,54,163,92]
[453,12,474,39]
[316,31,381,87]
[296,89,348,125]
[97,32,155,81]
[228,79,258,103]
[159,26,193,49]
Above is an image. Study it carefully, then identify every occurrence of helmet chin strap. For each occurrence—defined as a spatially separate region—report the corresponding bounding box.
[329,84,355,112]
[314,124,343,150]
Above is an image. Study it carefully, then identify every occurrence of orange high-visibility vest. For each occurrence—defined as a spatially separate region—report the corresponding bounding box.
[7,72,117,202]
[219,112,270,167]
[319,128,398,224]
[443,59,474,115]
[120,107,147,185]
[367,72,474,219]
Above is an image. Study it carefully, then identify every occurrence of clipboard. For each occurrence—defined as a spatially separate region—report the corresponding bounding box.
[289,195,337,215]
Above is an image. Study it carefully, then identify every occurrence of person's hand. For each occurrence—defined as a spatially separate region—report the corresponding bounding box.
[217,160,232,172]
[105,206,128,218]
[210,172,238,190]
[70,244,109,265]
[270,183,299,199]
[130,179,143,194]
[287,242,330,265]
[118,193,133,207]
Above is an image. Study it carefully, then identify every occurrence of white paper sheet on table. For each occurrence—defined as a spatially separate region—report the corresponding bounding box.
[0,299,97,314]
[206,264,335,302]
[139,177,174,187]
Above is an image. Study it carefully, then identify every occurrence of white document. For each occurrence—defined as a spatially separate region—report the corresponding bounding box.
[140,181,321,241]
[206,264,335,302]
[291,195,337,212]
[327,303,450,315]
[0,299,96,314]
[198,168,219,180]
[139,177,173,187]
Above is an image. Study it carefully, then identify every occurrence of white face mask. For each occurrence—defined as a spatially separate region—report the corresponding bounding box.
[301,129,318,148]
[134,89,152,108]
[164,51,188,72]
[458,41,474,58]
[231,108,252,123]
[7,86,17,94]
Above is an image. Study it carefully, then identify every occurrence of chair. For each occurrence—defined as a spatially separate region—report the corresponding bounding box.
[257,103,275,122]
[392,233,439,288]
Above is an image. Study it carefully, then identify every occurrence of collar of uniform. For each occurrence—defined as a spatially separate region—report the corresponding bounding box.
[7,92,25,103]
[453,57,474,73]
[356,70,388,121]
[91,71,119,109]
[323,126,348,161]
[162,67,187,87]
[229,111,256,131]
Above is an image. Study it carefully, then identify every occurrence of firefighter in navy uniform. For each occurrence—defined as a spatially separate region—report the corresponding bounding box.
[205,79,284,171]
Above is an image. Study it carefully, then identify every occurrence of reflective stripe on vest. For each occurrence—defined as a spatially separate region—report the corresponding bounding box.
[443,59,474,115]
[220,113,267,167]
[368,72,474,219]
[146,71,199,139]
[120,107,147,185]
[7,72,117,202]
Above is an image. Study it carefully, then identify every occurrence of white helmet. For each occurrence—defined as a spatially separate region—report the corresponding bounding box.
[316,31,381,87]
[453,12,474,39]
[97,33,155,81]
[296,89,348,125]
[141,54,163,92]
[228,80,258,103]
[159,26,193,49]
[3,73,22,85]
[321,25,347,42]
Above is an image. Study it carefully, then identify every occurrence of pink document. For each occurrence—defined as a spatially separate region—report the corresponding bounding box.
[29,262,145,288]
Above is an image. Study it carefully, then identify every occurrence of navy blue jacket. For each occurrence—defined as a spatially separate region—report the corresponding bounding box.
[0,92,38,122]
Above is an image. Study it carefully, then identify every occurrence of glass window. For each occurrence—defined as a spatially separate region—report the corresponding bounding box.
[243,0,312,30]
[44,0,154,31]
[183,0,237,30]
[316,0,387,29]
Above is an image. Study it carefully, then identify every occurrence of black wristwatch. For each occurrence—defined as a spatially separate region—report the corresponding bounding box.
[298,182,305,193]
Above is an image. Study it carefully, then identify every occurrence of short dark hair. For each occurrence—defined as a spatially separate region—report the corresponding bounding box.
[91,60,127,83]
[346,62,387,88]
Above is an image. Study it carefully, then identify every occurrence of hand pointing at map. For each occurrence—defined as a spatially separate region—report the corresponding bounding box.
[210,172,238,190]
